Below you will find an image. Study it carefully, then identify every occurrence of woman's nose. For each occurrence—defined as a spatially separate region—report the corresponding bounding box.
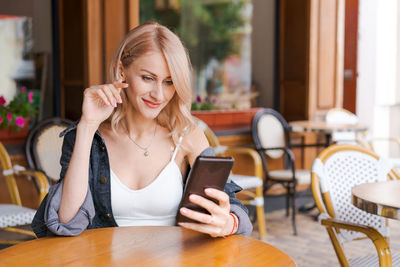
[150,82,163,100]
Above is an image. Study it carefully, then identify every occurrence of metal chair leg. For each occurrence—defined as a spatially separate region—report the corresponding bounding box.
[286,184,290,217]
[291,186,297,235]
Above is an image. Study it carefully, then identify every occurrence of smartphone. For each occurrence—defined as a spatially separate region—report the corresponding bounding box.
[176,156,234,224]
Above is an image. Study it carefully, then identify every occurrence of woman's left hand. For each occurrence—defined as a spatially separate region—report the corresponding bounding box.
[178,188,237,237]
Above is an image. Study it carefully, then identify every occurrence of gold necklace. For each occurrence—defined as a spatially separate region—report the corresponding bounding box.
[127,124,157,157]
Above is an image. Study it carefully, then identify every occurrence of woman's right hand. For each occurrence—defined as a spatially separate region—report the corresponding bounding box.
[80,78,128,127]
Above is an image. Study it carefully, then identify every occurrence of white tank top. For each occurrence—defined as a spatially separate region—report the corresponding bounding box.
[111,137,183,227]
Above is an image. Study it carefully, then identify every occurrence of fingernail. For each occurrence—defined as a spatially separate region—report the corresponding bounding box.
[205,188,213,193]
[180,208,187,214]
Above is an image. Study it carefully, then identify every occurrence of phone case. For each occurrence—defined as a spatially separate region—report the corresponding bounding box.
[176,156,234,224]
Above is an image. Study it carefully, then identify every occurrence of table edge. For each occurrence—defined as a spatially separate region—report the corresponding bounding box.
[352,187,399,220]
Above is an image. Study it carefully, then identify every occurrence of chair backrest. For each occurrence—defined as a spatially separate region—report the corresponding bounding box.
[325,108,359,143]
[195,118,232,156]
[252,108,289,159]
[311,144,393,243]
[196,118,221,148]
[325,108,359,124]
[25,117,73,182]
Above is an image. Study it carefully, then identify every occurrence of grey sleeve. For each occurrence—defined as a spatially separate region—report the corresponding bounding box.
[44,182,95,236]
[40,129,95,236]
[230,203,253,236]
[224,180,253,237]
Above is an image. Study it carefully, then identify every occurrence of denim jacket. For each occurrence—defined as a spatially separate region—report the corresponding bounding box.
[31,122,253,237]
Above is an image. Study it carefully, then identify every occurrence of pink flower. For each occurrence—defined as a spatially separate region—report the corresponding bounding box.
[22,87,27,92]
[7,113,12,122]
[0,117,3,123]
[0,96,6,106]
[28,91,34,103]
[15,116,25,127]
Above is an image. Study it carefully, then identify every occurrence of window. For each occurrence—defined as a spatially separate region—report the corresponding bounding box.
[140,0,253,110]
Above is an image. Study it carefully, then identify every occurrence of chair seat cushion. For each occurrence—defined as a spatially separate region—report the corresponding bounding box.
[229,174,263,189]
[269,169,311,184]
[348,253,400,267]
[0,204,36,228]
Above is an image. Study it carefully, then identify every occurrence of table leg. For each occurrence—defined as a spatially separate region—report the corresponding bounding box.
[325,133,332,147]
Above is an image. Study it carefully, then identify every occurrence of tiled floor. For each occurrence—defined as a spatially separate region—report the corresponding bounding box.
[251,208,400,267]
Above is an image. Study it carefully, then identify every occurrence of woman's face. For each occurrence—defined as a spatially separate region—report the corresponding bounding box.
[122,51,176,120]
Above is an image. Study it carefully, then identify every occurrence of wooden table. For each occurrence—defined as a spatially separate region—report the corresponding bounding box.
[0,226,296,266]
[352,180,400,220]
[290,120,368,146]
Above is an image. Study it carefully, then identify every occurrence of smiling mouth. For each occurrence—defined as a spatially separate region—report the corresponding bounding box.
[142,98,161,108]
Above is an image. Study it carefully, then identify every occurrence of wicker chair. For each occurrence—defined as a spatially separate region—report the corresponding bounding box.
[311,144,400,266]
[0,142,49,244]
[197,119,267,238]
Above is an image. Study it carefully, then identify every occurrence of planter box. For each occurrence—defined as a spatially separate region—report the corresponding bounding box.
[0,121,29,145]
[191,107,262,131]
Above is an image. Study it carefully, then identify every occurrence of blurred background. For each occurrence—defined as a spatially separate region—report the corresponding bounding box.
[0,1,398,150]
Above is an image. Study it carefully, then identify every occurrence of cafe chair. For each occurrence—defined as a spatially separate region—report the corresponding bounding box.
[25,117,73,183]
[252,108,310,235]
[325,108,364,144]
[311,144,400,267]
[197,119,267,239]
[0,141,49,244]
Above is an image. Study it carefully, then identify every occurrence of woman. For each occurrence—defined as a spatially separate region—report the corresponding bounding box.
[32,22,252,238]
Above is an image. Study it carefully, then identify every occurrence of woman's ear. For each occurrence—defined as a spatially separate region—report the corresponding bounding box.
[118,61,126,81]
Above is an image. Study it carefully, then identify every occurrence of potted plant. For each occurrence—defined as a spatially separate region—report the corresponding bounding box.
[0,87,38,144]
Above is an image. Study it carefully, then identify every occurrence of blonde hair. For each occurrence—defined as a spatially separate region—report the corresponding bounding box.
[109,21,194,146]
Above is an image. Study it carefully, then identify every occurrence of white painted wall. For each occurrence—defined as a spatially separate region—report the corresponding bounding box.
[357,0,400,157]
[357,0,377,133]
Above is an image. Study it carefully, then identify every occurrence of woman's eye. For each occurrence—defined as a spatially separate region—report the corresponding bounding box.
[142,76,153,81]
[164,80,173,86]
